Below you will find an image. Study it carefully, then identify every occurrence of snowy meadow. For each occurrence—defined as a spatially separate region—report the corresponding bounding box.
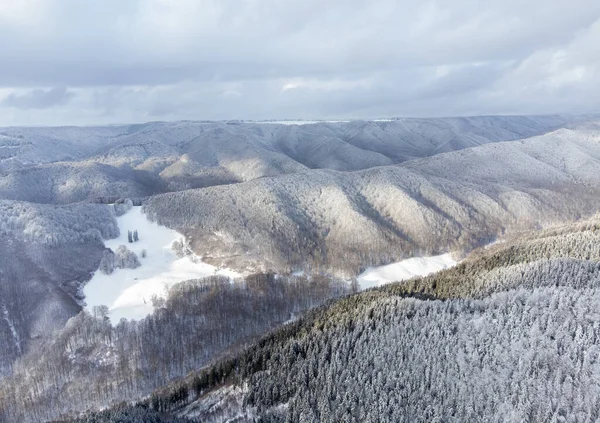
[84,207,241,322]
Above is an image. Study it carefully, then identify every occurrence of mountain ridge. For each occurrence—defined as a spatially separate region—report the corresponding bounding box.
[143,125,600,275]
[2,114,597,204]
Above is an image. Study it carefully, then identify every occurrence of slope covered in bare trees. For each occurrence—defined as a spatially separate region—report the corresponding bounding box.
[1,115,594,203]
[144,127,600,275]
[0,201,118,377]
[0,274,351,423]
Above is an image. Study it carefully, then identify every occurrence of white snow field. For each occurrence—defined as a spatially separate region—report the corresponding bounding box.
[357,253,457,289]
[84,206,241,323]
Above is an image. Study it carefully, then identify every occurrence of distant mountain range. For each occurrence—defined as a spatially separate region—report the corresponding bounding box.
[2,115,597,202]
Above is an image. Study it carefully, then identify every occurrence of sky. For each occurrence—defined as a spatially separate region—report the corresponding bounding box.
[0,0,599,126]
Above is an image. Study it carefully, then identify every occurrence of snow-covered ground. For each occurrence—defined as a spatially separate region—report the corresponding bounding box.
[84,206,241,323]
[357,253,457,289]
[1,303,21,355]
[179,383,254,421]
[85,207,462,320]
[255,120,350,125]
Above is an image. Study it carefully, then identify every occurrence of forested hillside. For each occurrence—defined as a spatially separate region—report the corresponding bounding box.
[0,201,118,376]
[2,118,600,377]
[144,127,600,276]
[68,217,600,422]
[1,115,594,203]
[0,274,351,423]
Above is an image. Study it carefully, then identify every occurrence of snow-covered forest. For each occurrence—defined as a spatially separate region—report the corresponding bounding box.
[2,116,600,422]
[3,0,600,418]
[0,200,118,377]
[63,217,600,422]
[0,273,351,422]
[143,126,600,275]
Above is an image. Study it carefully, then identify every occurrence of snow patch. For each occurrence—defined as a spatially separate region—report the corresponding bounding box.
[1,303,21,355]
[179,383,255,421]
[256,120,350,125]
[84,206,241,323]
[485,238,506,249]
[357,253,457,289]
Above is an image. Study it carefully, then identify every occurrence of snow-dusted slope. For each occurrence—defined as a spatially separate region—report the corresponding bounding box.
[144,126,600,276]
[84,207,240,323]
[1,115,596,204]
[357,253,457,289]
[0,125,125,171]
[0,161,162,204]
[0,200,115,376]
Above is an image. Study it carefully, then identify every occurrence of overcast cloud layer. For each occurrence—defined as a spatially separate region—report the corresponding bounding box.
[0,0,599,125]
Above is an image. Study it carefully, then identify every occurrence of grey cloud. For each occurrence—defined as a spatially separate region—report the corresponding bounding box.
[1,87,74,110]
[0,0,598,125]
[1,0,599,87]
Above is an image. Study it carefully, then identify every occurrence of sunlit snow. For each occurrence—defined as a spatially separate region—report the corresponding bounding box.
[2,304,21,355]
[84,206,241,323]
[357,253,457,289]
